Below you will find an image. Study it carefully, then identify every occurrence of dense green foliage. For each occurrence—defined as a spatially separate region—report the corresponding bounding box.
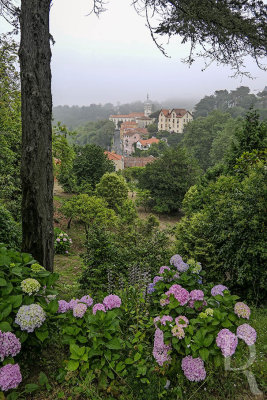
[73,120,115,149]
[73,144,115,189]
[95,173,129,211]
[0,205,21,250]
[181,111,242,171]
[174,112,267,304]
[141,0,267,75]
[194,87,267,118]
[80,216,171,294]
[0,35,22,218]
[137,147,200,213]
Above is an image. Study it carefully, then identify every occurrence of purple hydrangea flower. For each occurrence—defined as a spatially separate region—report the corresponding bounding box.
[68,299,79,309]
[58,300,70,313]
[92,303,106,314]
[73,303,87,318]
[103,294,121,310]
[170,254,189,272]
[159,266,170,275]
[56,238,60,242]
[0,331,21,361]
[216,329,238,357]
[234,302,251,319]
[79,295,93,307]
[153,328,172,366]
[236,324,257,346]
[147,283,155,294]
[153,276,163,285]
[0,364,22,391]
[181,356,206,381]
[211,285,228,297]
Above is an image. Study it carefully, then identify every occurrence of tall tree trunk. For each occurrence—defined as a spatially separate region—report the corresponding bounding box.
[19,0,54,271]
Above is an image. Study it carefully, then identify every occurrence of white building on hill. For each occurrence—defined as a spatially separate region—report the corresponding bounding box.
[158,109,193,133]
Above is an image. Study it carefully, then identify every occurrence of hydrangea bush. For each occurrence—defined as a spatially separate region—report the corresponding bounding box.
[54,228,72,255]
[148,254,257,383]
[0,245,60,394]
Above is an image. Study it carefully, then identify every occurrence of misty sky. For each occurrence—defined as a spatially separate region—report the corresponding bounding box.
[1,0,267,107]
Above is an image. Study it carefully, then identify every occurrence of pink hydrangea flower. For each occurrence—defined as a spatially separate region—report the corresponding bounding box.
[160,298,170,307]
[153,328,172,366]
[0,332,21,361]
[190,290,204,301]
[103,294,121,310]
[171,325,185,339]
[211,285,228,296]
[175,315,189,328]
[165,284,189,306]
[58,300,70,313]
[79,295,93,307]
[92,303,106,314]
[159,266,170,275]
[73,303,87,318]
[181,356,206,381]
[216,329,238,357]
[234,302,251,319]
[0,364,22,391]
[154,315,173,327]
[236,324,257,346]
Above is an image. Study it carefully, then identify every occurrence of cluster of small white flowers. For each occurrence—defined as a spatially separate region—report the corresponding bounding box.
[21,278,41,295]
[15,304,46,332]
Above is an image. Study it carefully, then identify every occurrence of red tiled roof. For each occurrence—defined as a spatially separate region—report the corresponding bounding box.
[104,151,122,161]
[160,109,170,117]
[160,108,191,118]
[139,138,159,146]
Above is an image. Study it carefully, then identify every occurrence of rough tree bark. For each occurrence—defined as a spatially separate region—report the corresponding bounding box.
[19,0,54,271]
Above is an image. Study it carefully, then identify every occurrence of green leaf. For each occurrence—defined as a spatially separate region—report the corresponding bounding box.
[203,334,214,347]
[221,319,233,328]
[24,383,40,393]
[67,360,79,371]
[35,329,49,342]
[105,337,122,350]
[199,348,209,361]
[1,304,12,320]
[125,358,134,364]
[8,295,23,308]
[134,352,141,362]
[0,321,12,332]
[214,354,222,367]
[0,278,7,286]
[39,372,49,386]
[47,299,59,314]
[0,256,11,266]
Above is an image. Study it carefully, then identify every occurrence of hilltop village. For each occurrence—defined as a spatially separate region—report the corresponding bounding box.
[107,97,193,169]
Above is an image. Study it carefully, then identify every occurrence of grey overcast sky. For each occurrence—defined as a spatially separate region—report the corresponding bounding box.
[1,0,267,106]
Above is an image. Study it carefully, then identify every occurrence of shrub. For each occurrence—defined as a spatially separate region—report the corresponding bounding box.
[147,254,258,387]
[54,228,72,255]
[0,245,60,394]
[175,164,267,304]
[0,205,21,250]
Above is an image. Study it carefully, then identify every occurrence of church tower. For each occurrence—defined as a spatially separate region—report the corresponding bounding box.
[144,94,152,117]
